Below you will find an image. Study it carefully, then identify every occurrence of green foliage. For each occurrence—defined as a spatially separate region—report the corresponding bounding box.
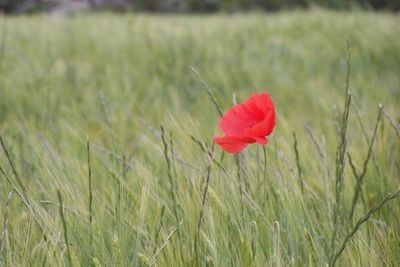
[0,11,399,266]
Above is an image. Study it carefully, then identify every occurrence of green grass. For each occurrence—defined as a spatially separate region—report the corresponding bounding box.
[0,10,399,266]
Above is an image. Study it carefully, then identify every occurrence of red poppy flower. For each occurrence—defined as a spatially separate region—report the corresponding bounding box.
[214,92,276,154]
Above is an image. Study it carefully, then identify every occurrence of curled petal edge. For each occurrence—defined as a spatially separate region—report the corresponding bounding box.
[214,135,268,154]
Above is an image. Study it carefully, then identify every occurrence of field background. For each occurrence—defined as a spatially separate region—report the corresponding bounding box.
[0,10,399,266]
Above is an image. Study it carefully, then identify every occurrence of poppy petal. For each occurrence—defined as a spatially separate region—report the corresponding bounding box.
[253,136,268,145]
[250,93,275,116]
[220,97,264,136]
[215,92,276,153]
[243,109,275,137]
[214,136,255,154]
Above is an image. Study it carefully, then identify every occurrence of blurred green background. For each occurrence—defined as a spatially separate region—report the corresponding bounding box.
[0,5,399,267]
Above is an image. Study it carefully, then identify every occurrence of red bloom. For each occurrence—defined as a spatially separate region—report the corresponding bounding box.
[214,92,276,154]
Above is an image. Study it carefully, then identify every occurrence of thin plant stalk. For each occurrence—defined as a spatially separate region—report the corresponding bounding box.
[0,164,46,239]
[57,190,72,267]
[330,46,352,261]
[303,124,332,221]
[150,221,182,267]
[263,146,267,202]
[193,142,214,260]
[160,125,183,258]
[0,191,12,264]
[190,66,223,117]
[292,131,304,193]
[348,105,383,221]
[304,228,317,266]
[234,153,245,223]
[190,135,227,174]
[351,100,381,175]
[153,205,166,254]
[0,137,28,200]
[383,109,400,139]
[262,146,278,202]
[330,90,351,262]
[346,154,367,214]
[331,190,400,266]
[87,139,93,252]
[272,221,281,267]
[160,125,180,225]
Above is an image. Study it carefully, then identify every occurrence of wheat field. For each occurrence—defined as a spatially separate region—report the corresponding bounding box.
[0,10,399,266]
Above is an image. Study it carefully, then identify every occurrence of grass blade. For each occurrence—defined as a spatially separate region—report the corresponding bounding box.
[57,190,72,267]
[331,190,400,266]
